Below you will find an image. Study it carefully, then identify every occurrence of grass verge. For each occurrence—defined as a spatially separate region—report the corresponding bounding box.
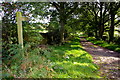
[86,37,120,53]
[47,37,100,78]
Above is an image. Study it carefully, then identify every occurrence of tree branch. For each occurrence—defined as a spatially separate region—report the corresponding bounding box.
[66,2,78,16]
[52,2,60,12]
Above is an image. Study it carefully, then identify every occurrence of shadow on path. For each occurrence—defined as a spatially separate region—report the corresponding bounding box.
[80,37,120,58]
[80,37,120,79]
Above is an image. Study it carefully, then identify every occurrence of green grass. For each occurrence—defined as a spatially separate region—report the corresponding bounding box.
[2,37,100,78]
[47,37,100,78]
[86,37,120,53]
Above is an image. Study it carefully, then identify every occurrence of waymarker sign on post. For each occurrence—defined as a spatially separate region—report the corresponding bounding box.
[16,12,29,48]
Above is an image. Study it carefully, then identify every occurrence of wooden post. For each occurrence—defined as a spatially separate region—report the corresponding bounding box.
[16,12,29,49]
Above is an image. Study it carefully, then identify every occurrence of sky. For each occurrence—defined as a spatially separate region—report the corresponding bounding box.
[0,11,3,21]
[0,1,3,20]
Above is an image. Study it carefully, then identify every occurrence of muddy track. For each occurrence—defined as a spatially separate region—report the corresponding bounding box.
[80,37,120,79]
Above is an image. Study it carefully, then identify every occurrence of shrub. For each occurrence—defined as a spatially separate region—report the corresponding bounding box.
[2,43,55,78]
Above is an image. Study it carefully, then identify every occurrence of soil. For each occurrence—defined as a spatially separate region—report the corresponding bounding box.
[80,37,120,80]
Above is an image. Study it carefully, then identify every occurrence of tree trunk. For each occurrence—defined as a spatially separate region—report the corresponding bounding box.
[60,20,65,43]
[95,29,99,39]
[59,3,65,43]
[102,15,105,40]
[109,13,115,42]
[99,2,104,40]
[108,2,120,42]
[100,24,104,40]
[94,14,99,39]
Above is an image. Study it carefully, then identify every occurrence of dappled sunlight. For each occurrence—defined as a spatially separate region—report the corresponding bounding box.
[53,60,99,78]
[65,50,86,57]
[87,37,120,53]
[2,2,120,78]
[70,44,82,48]
[99,56,120,64]
[82,37,120,78]
[48,38,100,78]
[105,50,114,53]
[97,48,103,51]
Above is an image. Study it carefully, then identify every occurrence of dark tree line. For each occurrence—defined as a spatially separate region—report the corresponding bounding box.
[2,2,120,46]
[74,2,120,43]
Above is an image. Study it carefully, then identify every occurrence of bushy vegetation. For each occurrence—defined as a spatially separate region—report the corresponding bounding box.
[2,37,100,78]
[2,43,55,78]
[86,37,120,53]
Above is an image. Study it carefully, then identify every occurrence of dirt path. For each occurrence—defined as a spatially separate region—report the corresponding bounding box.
[80,37,120,79]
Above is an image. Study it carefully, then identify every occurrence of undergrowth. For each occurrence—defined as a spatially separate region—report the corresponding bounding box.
[2,37,100,78]
[2,43,55,78]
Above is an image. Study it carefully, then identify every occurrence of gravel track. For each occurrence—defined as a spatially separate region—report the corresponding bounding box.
[80,37,120,79]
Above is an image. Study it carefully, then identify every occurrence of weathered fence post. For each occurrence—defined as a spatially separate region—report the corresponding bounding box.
[16,12,29,48]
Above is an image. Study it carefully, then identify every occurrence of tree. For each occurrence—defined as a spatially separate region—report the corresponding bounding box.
[51,2,78,43]
[108,2,120,42]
